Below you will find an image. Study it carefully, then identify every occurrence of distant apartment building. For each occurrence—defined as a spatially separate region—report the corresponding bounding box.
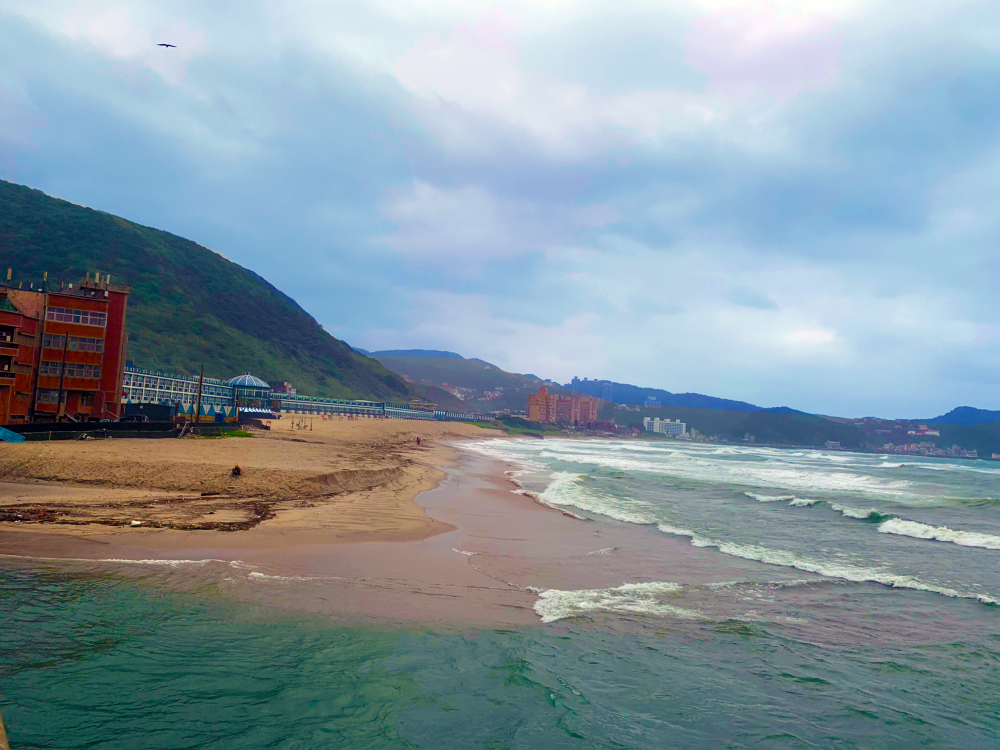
[568,377,614,402]
[271,381,297,396]
[528,386,600,426]
[643,416,686,437]
[0,273,130,424]
[644,396,661,408]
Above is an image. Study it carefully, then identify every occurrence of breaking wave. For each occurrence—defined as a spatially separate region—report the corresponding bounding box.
[877,519,1000,550]
[533,582,703,623]
[829,504,893,522]
[539,472,657,525]
[744,492,795,503]
[654,524,997,603]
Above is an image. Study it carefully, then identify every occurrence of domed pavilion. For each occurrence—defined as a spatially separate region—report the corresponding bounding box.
[226,372,271,407]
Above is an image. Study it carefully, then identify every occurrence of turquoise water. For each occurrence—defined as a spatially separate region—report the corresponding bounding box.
[3,440,1000,748]
[3,564,999,749]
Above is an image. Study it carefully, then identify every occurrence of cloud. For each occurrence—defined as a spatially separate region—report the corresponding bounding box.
[3,0,1000,417]
[726,286,779,310]
[377,181,529,267]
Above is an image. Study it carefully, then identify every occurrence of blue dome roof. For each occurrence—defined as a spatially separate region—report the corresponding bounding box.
[226,372,270,389]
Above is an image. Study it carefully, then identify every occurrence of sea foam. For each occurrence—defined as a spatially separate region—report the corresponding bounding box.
[829,503,891,521]
[654,524,978,601]
[877,519,1000,550]
[539,472,657,525]
[744,492,795,502]
[533,582,703,623]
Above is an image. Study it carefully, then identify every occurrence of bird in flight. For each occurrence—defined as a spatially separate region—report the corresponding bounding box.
[157,43,177,48]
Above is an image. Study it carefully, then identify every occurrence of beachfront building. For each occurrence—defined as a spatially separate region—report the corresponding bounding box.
[121,366,237,421]
[643,417,687,437]
[121,364,490,423]
[527,387,601,426]
[0,272,130,424]
[227,373,271,407]
[271,381,296,396]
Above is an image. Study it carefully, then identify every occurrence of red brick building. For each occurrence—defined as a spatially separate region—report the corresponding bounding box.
[527,386,600,426]
[0,273,130,424]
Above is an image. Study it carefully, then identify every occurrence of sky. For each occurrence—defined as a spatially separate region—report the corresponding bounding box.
[2,0,999,417]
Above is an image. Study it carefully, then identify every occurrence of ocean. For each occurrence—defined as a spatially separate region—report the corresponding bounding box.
[2,439,999,748]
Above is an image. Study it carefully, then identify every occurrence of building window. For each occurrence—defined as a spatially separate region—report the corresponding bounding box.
[36,389,60,403]
[45,307,107,327]
[80,393,93,407]
[40,361,63,376]
[64,363,102,379]
[45,334,104,352]
[71,336,104,353]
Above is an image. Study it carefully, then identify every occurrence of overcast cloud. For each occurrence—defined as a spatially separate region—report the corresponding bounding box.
[2,0,999,416]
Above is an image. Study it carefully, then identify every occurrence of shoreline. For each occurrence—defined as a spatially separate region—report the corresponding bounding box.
[0,444,580,628]
[0,418,500,542]
[3,434,995,640]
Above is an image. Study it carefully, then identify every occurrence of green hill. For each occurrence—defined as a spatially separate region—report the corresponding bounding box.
[935,422,1000,458]
[0,180,410,401]
[605,403,867,448]
[374,355,574,412]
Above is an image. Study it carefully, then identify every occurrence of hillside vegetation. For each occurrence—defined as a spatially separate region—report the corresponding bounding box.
[923,407,1000,426]
[0,181,409,401]
[569,379,803,413]
[605,404,867,448]
[374,355,574,412]
[371,349,464,359]
[918,422,1000,458]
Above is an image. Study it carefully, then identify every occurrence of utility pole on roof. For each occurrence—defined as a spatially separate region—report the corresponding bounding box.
[57,333,69,420]
[195,365,204,426]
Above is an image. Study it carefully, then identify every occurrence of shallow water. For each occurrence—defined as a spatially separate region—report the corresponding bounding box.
[463,439,1000,610]
[2,439,1000,748]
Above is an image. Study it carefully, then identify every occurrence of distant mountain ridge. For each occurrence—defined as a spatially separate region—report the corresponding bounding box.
[566,379,806,414]
[372,355,575,413]
[922,406,1000,426]
[369,349,464,359]
[0,180,411,401]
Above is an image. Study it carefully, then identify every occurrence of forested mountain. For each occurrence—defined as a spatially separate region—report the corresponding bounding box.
[0,180,410,400]
[923,406,1000,426]
[604,403,867,448]
[371,349,464,359]
[567,379,805,414]
[373,355,575,412]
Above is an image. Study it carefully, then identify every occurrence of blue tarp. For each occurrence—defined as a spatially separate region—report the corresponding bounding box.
[0,425,26,443]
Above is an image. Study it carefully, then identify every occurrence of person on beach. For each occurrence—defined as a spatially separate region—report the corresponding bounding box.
[231,465,242,478]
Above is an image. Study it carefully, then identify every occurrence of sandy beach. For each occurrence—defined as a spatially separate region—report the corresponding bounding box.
[0,417,701,628]
[0,417,499,541]
[0,417,592,627]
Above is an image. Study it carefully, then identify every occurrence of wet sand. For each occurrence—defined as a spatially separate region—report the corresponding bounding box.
[2,444,991,642]
[0,446,745,628]
[0,418,498,534]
